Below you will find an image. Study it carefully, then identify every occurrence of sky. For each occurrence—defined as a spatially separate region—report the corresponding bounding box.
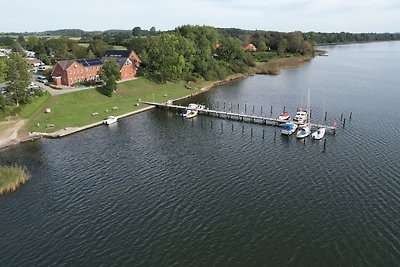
[1,0,399,33]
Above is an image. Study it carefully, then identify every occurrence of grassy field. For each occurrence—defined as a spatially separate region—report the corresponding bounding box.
[27,78,213,133]
[0,165,29,196]
[20,93,51,119]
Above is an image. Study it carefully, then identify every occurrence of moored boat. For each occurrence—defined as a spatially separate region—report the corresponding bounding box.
[182,103,205,119]
[103,116,117,125]
[312,127,326,140]
[278,112,291,121]
[296,125,311,138]
[293,109,307,124]
[281,122,298,135]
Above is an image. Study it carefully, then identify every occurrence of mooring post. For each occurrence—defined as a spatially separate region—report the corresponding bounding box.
[237,103,240,112]
[323,139,327,153]
[261,106,263,115]
[245,104,247,113]
[262,129,265,139]
[230,102,233,111]
[350,112,352,120]
[223,102,226,110]
[251,127,253,138]
[252,105,255,114]
[304,138,306,146]
[324,111,327,121]
[283,106,286,112]
[310,109,312,118]
[274,130,276,141]
[242,124,244,133]
[343,118,346,129]
[232,124,234,132]
[221,121,223,133]
[211,121,213,129]
[340,113,343,122]
[191,119,194,127]
[270,105,273,115]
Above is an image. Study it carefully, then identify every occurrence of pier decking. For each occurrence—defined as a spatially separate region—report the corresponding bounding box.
[140,101,337,133]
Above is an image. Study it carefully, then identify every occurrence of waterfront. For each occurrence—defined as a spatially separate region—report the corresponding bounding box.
[1,41,400,266]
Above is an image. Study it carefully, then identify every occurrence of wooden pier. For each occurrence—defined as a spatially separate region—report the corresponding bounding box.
[140,101,337,133]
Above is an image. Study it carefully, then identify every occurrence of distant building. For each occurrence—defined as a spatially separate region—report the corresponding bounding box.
[51,50,141,87]
[26,58,43,67]
[103,50,140,81]
[51,58,103,86]
[244,43,257,52]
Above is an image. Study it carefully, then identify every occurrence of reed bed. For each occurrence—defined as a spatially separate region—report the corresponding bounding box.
[0,165,29,196]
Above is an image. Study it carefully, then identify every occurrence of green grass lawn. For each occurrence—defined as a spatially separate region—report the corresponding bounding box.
[20,93,51,119]
[27,78,213,133]
[112,45,127,50]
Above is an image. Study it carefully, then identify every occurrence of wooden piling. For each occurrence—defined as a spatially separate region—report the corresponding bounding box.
[323,139,327,152]
[270,105,273,115]
[262,129,265,139]
[283,106,286,112]
[251,127,253,138]
[232,124,234,132]
[340,113,343,122]
[237,103,240,112]
[343,118,346,129]
[324,111,327,121]
[252,105,255,114]
[245,104,247,113]
[274,130,276,141]
[221,121,223,132]
[261,106,263,114]
[350,112,352,120]
[211,121,213,129]
[242,125,244,133]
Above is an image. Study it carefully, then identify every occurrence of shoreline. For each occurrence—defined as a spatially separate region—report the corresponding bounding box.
[0,73,251,150]
[0,56,310,150]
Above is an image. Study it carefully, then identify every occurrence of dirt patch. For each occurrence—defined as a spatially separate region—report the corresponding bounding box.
[0,120,28,149]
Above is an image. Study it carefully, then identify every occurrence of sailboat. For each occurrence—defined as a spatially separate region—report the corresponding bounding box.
[312,99,326,140]
[296,88,311,139]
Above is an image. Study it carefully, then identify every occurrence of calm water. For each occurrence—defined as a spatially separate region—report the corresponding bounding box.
[1,42,400,266]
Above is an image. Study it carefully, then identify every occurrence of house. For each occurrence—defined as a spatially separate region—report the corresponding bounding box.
[51,58,103,86]
[26,58,43,67]
[102,50,140,81]
[51,50,140,86]
[244,43,257,52]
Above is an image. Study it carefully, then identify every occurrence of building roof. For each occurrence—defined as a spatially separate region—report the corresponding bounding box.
[104,50,132,58]
[76,58,103,67]
[57,60,77,70]
[102,57,129,69]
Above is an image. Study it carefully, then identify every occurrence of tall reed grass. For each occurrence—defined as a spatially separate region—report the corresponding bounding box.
[0,165,29,196]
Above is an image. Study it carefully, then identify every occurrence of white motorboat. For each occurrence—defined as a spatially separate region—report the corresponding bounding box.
[293,109,307,124]
[281,122,298,135]
[312,127,326,140]
[296,125,311,138]
[103,116,117,125]
[182,103,205,119]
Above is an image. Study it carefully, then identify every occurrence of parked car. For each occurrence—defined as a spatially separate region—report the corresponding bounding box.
[31,67,38,73]
[38,66,46,71]
[37,76,48,83]
[1,87,6,94]
[28,82,39,90]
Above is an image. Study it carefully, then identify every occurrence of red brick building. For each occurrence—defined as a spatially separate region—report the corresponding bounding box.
[51,50,140,86]
[103,50,140,81]
[51,58,103,86]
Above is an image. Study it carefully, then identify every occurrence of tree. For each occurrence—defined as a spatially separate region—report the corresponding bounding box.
[132,27,142,37]
[88,38,109,58]
[149,27,156,36]
[147,33,195,82]
[0,92,4,111]
[5,53,31,106]
[17,35,27,49]
[98,58,121,97]
[0,60,6,83]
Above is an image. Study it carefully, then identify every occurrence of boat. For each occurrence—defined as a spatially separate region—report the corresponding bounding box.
[311,127,326,140]
[296,88,311,139]
[182,103,205,119]
[293,109,307,124]
[103,116,117,125]
[281,122,298,136]
[296,124,311,138]
[278,112,291,121]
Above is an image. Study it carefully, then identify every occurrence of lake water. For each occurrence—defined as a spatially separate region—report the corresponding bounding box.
[1,42,400,266]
